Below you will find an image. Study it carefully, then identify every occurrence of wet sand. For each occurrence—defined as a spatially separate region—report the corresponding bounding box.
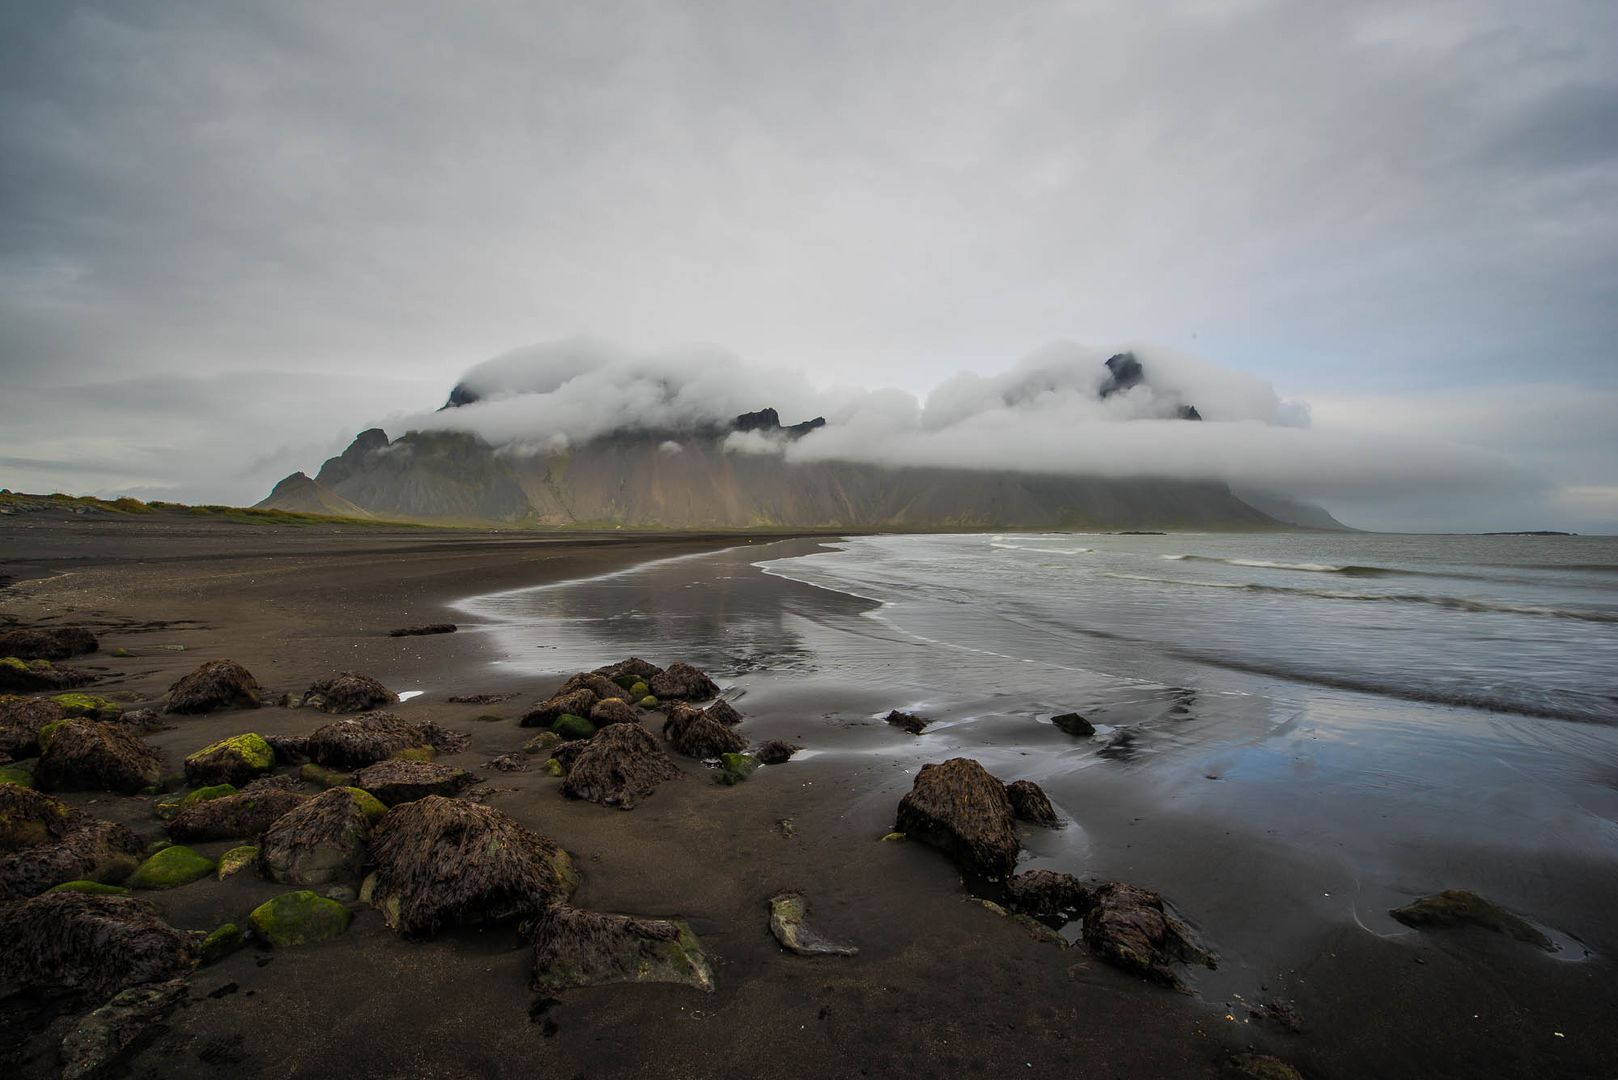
[2,513,1615,1079]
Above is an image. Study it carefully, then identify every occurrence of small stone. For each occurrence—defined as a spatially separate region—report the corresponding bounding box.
[216,845,259,879]
[715,752,758,786]
[127,845,215,890]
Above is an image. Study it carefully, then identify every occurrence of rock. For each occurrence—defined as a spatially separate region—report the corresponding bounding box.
[648,662,719,701]
[299,762,352,788]
[0,626,98,661]
[127,845,215,890]
[198,923,245,964]
[557,671,635,703]
[482,752,527,772]
[0,760,36,788]
[164,659,263,714]
[587,696,639,727]
[1006,870,1091,921]
[262,732,309,763]
[168,786,309,842]
[446,693,516,705]
[155,782,238,820]
[0,892,195,998]
[248,890,353,947]
[216,845,259,879]
[704,699,743,726]
[302,671,398,713]
[364,795,578,936]
[663,704,746,759]
[562,724,680,809]
[304,711,445,767]
[550,741,589,775]
[1389,889,1554,951]
[183,733,276,787]
[768,891,858,956]
[351,759,474,805]
[324,884,357,902]
[530,905,714,993]
[258,787,373,885]
[542,757,564,777]
[753,740,799,765]
[387,623,457,637]
[60,978,188,1080]
[34,719,163,794]
[715,752,758,785]
[0,656,93,692]
[0,817,144,900]
[894,758,1020,880]
[47,880,130,895]
[51,693,124,721]
[1222,1051,1306,1080]
[638,695,659,709]
[1005,779,1059,827]
[1080,881,1215,988]
[885,710,927,734]
[551,713,596,741]
[0,693,66,758]
[115,707,163,732]
[521,688,598,728]
[415,720,470,756]
[1051,712,1095,737]
[0,782,72,850]
[343,785,388,823]
[522,731,563,756]
[594,657,664,683]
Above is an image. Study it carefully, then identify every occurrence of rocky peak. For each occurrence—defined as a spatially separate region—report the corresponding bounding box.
[733,408,827,439]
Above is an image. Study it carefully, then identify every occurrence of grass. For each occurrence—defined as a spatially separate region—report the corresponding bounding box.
[0,490,414,529]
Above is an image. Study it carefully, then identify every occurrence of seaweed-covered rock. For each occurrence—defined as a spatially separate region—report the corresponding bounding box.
[521,688,598,729]
[263,732,310,764]
[885,710,927,734]
[1006,870,1091,921]
[703,699,744,726]
[648,662,719,702]
[388,623,456,637]
[551,714,596,742]
[259,788,372,885]
[155,782,238,821]
[754,740,799,765]
[351,760,474,806]
[168,784,309,842]
[0,818,143,900]
[183,733,275,787]
[51,693,124,721]
[588,697,639,727]
[523,731,563,756]
[304,711,430,768]
[34,719,162,794]
[768,891,858,957]
[164,659,262,715]
[363,796,578,936]
[248,890,352,947]
[557,671,635,703]
[60,977,188,1080]
[663,703,746,759]
[894,758,1019,880]
[0,656,92,692]
[561,724,680,809]
[302,671,398,713]
[549,741,589,776]
[0,783,72,850]
[0,694,66,758]
[0,626,98,661]
[1005,779,1059,827]
[530,905,713,992]
[0,891,195,998]
[1080,881,1214,988]
[1052,712,1096,737]
[1389,889,1554,951]
[594,657,664,683]
[127,845,215,890]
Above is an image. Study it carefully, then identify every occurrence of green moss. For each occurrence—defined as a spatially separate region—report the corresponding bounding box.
[611,674,639,691]
[716,752,759,786]
[880,831,905,842]
[543,757,564,777]
[473,713,505,723]
[300,763,351,789]
[629,680,650,698]
[51,693,123,720]
[0,761,36,789]
[127,844,216,889]
[157,782,239,820]
[343,786,388,823]
[186,732,274,773]
[551,713,595,741]
[391,745,436,762]
[217,844,259,879]
[249,890,353,947]
[110,647,134,658]
[48,879,130,895]
[198,922,245,965]
[36,719,69,750]
[638,695,658,709]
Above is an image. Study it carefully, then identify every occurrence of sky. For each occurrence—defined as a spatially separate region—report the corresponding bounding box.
[1,0,1615,531]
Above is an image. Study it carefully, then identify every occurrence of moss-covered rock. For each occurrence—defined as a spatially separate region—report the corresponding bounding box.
[0,656,93,693]
[343,786,388,823]
[198,922,245,965]
[127,845,215,890]
[216,844,259,879]
[48,879,130,895]
[248,890,352,948]
[523,730,562,756]
[390,745,436,763]
[156,782,239,820]
[551,714,596,742]
[34,719,163,795]
[1389,889,1554,951]
[183,733,275,787]
[51,693,123,721]
[1222,1051,1306,1080]
[0,784,71,850]
[530,906,713,993]
[543,757,564,777]
[0,761,37,788]
[629,680,650,698]
[716,752,759,786]
[638,695,659,709]
[299,762,351,789]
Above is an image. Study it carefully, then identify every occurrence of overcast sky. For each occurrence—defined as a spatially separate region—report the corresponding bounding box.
[2,0,1615,531]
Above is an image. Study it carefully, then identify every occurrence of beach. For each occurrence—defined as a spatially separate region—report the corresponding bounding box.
[2,512,1616,1079]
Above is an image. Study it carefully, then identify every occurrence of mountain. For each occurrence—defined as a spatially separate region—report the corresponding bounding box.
[1229,488,1354,531]
[256,471,374,518]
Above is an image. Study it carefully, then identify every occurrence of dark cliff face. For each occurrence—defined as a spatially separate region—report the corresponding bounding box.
[1099,353,1145,398]
[312,429,530,521]
[733,408,826,438]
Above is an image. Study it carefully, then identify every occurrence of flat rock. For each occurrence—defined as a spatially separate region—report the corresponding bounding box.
[352,759,474,805]
[769,891,858,956]
[60,978,188,1080]
[530,905,714,993]
[1389,889,1554,951]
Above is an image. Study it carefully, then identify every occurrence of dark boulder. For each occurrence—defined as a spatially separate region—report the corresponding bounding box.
[594,657,664,683]
[1080,881,1214,987]
[304,711,430,768]
[754,740,799,765]
[885,710,927,734]
[259,788,373,885]
[263,732,310,764]
[663,703,746,759]
[1006,870,1091,921]
[704,699,743,726]
[1005,779,1059,827]
[351,759,474,806]
[521,688,598,728]
[587,697,640,727]
[562,724,680,809]
[363,795,578,936]
[1389,889,1554,951]
[0,694,66,759]
[0,657,93,692]
[894,758,1019,879]
[0,626,98,661]
[60,978,188,1080]
[0,817,143,900]
[0,783,72,851]
[34,719,163,794]
[167,783,310,842]
[1052,712,1095,737]
[182,732,276,787]
[302,671,398,713]
[557,671,634,703]
[0,892,195,999]
[648,662,719,701]
[164,659,262,715]
[530,905,713,992]
[387,624,457,637]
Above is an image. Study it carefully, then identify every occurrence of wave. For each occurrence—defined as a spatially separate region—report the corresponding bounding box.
[1161,554,1395,576]
[990,540,1095,555]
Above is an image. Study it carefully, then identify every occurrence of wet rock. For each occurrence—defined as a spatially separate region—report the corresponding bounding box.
[183,733,276,787]
[648,662,719,702]
[550,741,589,776]
[0,626,98,661]
[127,845,215,890]
[1005,779,1059,827]
[663,704,746,759]
[1051,712,1095,737]
[155,782,236,821]
[363,795,578,936]
[299,762,351,788]
[1389,889,1554,951]
[885,710,927,735]
[0,782,72,850]
[1222,1051,1306,1080]
[303,711,443,767]
[198,922,245,964]
[168,786,309,842]
[352,759,474,806]
[0,694,67,758]
[302,671,398,713]
[704,699,743,726]
[551,714,596,742]
[894,758,1019,879]
[114,707,164,732]
[715,752,758,785]
[768,891,858,956]
[1006,869,1091,921]
[259,787,373,885]
[562,723,680,809]
[164,659,263,715]
[587,697,639,727]
[594,657,664,683]
[523,731,563,756]
[51,693,124,720]
[0,892,196,998]
[557,671,635,703]
[215,845,259,879]
[0,656,93,692]
[48,880,130,895]
[530,905,714,993]
[0,817,143,900]
[521,689,598,729]
[388,623,457,637]
[249,890,352,948]
[753,740,799,765]
[1080,881,1215,988]
[483,752,527,772]
[34,719,163,794]
[0,760,36,788]
[60,978,188,1080]
[262,733,309,764]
